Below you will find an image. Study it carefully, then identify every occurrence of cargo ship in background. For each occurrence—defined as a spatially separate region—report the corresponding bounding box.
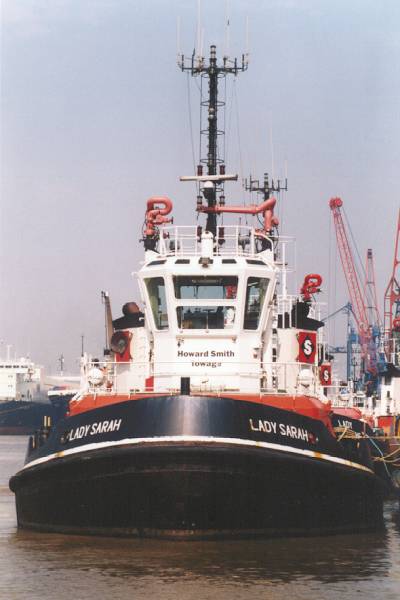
[0,353,50,434]
[10,45,397,538]
[0,350,79,434]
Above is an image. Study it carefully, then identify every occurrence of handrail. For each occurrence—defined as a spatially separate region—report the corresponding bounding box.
[77,359,324,397]
[156,225,275,257]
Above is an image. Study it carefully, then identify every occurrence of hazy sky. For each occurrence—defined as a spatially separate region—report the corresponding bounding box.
[1,0,399,374]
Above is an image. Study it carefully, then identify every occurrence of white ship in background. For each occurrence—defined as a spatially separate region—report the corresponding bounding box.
[0,348,79,434]
[0,350,47,434]
[0,345,45,404]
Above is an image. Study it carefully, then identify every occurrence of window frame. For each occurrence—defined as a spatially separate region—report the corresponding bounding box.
[243,276,270,330]
[144,276,169,331]
[176,304,237,330]
[173,275,239,301]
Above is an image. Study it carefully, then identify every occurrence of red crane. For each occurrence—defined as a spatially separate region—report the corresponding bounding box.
[329,197,377,375]
[364,248,382,331]
[384,209,400,360]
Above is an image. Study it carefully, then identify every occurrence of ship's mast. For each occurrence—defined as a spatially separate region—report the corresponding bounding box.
[179,45,248,235]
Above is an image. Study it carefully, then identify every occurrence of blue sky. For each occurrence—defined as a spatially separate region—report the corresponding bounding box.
[1,0,399,373]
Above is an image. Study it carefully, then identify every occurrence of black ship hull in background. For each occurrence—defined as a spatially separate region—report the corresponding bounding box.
[0,390,75,435]
[0,400,53,435]
[10,395,388,539]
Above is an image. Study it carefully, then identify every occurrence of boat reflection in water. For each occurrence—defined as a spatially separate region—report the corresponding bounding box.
[6,511,394,590]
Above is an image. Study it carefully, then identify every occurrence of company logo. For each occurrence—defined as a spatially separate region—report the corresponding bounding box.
[297,331,317,364]
[319,364,332,385]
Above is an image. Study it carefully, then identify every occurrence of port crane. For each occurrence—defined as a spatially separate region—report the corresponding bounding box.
[322,302,360,385]
[365,248,382,332]
[364,247,386,373]
[329,198,379,388]
[384,210,400,365]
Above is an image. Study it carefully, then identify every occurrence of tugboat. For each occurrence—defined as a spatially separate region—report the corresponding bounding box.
[10,46,392,538]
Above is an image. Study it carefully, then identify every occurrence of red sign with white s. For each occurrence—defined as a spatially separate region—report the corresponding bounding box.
[297,331,317,364]
[319,364,332,386]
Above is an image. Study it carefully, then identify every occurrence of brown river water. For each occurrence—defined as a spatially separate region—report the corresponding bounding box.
[0,436,399,600]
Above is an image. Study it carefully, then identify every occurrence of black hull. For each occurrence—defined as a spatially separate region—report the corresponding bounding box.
[0,400,53,435]
[10,395,387,539]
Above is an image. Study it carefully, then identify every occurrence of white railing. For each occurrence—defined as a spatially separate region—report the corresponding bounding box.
[157,225,274,258]
[76,359,324,398]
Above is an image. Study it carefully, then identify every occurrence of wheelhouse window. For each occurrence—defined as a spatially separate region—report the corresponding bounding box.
[173,276,238,300]
[145,277,169,330]
[177,306,236,330]
[244,277,269,330]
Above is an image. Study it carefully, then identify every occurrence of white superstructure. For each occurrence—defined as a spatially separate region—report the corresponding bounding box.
[76,224,330,403]
[0,357,45,402]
